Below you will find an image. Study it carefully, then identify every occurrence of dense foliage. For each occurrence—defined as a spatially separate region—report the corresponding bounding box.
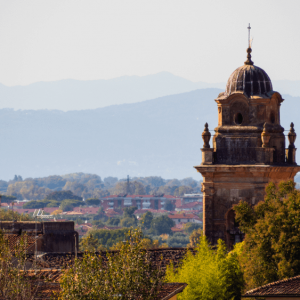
[59,229,163,300]
[0,208,32,221]
[0,230,43,299]
[165,236,244,300]
[80,228,129,250]
[234,180,300,290]
[150,215,175,235]
[1,173,201,200]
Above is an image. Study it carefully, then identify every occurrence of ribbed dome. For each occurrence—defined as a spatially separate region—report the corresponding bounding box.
[225,47,273,97]
[225,65,273,97]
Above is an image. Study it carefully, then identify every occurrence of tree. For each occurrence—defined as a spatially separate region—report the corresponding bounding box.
[85,198,100,206]
[180,178,198,188]
[79,233,100,251]
[151,215,174,235]
[0,208,32,221]
[63,181,88,197]
[234,180,300,290]
[59,199,84,211]
[120,217,137,228]
[91,220,104,227]
[167,232,189,247]
[104,176,118,186]
[0,230,47,299]
[133,181,146,195]
[107,218,120,226]
[123,206,137,218]
[87,228,129,249]
[165,236,244,300]
[139,211,153,229]
[59,229,163,299]
[0,195,16,203]
[187,228,202,247]
[174,186,193,196]
[144,176,165,187]
[164,200,175,211]
[44,190,82,201]
[184,222,202,235]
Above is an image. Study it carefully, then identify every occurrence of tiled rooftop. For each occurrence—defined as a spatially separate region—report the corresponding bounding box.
[20,268,186,300]
[243,275,300,297]
[168,213,197,219]
[5,233,42,253]
[158,283,187,300]
[27,248,196,272]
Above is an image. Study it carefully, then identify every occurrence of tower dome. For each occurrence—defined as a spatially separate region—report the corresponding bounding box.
[225,47,273,97]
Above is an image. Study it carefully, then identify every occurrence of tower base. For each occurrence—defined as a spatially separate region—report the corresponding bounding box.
[194,164,300,248]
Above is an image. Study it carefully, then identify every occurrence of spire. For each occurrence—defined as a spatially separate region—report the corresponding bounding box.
[244,23,254,65]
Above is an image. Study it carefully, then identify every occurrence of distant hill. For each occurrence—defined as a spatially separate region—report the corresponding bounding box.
[0,72,225,111]
[0,88,299,181]
[0,72,299,111]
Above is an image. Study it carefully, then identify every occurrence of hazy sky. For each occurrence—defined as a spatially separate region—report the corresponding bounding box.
[0,0,299,86]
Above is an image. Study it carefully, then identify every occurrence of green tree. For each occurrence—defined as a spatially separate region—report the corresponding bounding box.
[123,206,137,218]
[139,211,153,229]
[87,228,129,249]
[91,220,104,227]
[164,200,175,211]
[120,217,137,228]
[0,208,32,221]
[79,233,100,251]
[85,198,100,206]
[151,215,174,235]
[133,181,146,195]
[0,230,46,299]
[59,229,163,300]
[44,190,82,201]
[234,180,300,290]
[167,232,189,247]
[174,186,193,196]
[184,222,202,235]
[107,218,120,226]
[59,199,84,211]
[0,195,16,203]
[188,228,203,247]
[165,236,244,300]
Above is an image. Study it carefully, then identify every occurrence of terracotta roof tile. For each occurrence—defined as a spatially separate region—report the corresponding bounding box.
[176,201,202,209]
[168,213,197,219]
[243,275,300,297]
[5,233,42,252]
[158,283,187,300]
[30,248,196,272]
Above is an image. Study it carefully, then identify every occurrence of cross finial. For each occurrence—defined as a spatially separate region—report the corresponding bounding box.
[247,23,251,47]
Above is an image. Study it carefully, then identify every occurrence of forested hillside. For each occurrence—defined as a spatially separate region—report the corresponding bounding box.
[2,173,201,200]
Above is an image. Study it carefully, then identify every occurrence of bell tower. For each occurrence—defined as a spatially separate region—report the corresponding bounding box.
[194,27,300,248]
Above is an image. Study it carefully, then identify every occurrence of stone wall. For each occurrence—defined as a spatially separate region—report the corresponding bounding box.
[0,221,78,253]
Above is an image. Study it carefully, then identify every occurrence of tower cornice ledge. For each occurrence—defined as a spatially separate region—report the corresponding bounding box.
[194,164,300,180]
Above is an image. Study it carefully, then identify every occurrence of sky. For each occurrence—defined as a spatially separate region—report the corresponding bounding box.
[0,0,300,86]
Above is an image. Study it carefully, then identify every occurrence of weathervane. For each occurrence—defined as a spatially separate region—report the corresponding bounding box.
[247,23,251,47]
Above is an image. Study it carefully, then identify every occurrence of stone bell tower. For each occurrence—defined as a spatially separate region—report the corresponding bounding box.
[194,35,300,248]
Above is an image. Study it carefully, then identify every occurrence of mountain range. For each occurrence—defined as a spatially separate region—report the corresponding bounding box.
[0,72,299,111]
[0,88,299,181]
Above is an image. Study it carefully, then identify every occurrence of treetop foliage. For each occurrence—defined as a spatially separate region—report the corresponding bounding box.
[234,180,300,290]
[45,190,82,201]
[165,236,244,300]
[60,228,164,299]
[2,173,201,200]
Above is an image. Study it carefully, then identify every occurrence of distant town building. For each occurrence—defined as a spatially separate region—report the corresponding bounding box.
[168,213,202,225]
[100,194,180,210]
